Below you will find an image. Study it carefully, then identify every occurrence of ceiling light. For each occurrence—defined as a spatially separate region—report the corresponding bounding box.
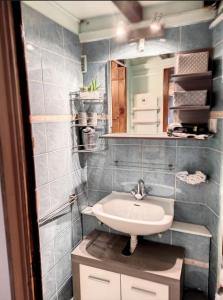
[150,22,162,32]
[150,13,163,33]
[116,21,127,38]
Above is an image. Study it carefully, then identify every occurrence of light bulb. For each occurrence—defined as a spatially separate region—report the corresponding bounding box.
[116,21,127,38]
[150,22,162,32]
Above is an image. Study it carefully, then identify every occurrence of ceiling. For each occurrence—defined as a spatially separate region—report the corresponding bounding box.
[55,1,170,21]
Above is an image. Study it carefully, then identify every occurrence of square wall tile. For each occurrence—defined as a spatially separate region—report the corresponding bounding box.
[36,184,51,218]
[39,14,63,55]
[87,190,110,206]
[28,81,45,115]
[64,59,82,89]
[180,21,212,51]
[176,179,219,208]
[174,202,208,226]
[212,77,223,111]
[58,277,73,300]
[143,172,175,198]
[22,4,40,45]
[113,168,141,192]
[26,44,42,81]
[213,21,223,46]
[40,239,54,276]
[46,122,70,152]
[83,62,107,89]
[43,84,70,115]
[32,123,47,155]
[42,49,64,85]
[184,264,209,295]
[72,168,87,195]
[87,148,112,168]
[143,145,176,173]
[207,119,223,151]
[55,252,72,290]
[144,230,171,245]
[82,215,109,236]
[50,174,74,210]
[54,225,72,264]
[42,266,57,300]
[172,231,210,262]
[207,148,221,184]
[113,145,142,169]
[87,167,112,192]
[63,28,81,62]
[71,201,81,222]
[34,154,49,187]
[207,208,220,246]
[72,217,82,247]
[142,139,176,147]
[176,147,208,175]
[82,40,110,62]
[48,149,70,181]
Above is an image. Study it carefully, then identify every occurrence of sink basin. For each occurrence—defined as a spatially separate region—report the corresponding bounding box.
[92,192,174,236]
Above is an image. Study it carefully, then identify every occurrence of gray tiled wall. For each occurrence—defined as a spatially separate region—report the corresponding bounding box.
[22,5,87,300]
[82,21,221,299]
[208,19,223,299]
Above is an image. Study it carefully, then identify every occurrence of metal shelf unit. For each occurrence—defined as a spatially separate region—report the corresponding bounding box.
[70,91,108,153]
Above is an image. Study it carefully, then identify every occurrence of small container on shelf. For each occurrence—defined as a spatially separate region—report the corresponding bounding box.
[175,51,209,75]
[173,90,207,107]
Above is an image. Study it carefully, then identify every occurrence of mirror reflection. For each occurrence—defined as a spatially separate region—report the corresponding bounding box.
[110,54,175,134]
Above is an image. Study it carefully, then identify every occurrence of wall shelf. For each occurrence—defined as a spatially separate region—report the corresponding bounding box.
[70,91,108,153]
[101,133,212,140]
[171,71,212,82]
[169,105,210,111]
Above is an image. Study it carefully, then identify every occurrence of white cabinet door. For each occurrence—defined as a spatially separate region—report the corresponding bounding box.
[80,265,120,300]
[121,274,169,300]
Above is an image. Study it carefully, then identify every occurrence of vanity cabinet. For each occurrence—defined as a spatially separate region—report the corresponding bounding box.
[72,230,184,300]
[122,274,169,300]
[79,265,169,300]
[80,265,120,300]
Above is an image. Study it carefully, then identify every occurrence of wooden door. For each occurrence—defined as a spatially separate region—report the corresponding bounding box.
[0,2,42,299]
[111,61,127,133]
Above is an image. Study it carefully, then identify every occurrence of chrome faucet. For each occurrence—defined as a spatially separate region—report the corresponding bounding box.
[131,179,147,200]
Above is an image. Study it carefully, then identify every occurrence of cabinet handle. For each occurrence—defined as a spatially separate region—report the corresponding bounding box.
[131,286,156,296]
[88,275,110,284]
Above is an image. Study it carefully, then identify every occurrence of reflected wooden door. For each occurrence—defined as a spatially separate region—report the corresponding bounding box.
[111,61,127,133]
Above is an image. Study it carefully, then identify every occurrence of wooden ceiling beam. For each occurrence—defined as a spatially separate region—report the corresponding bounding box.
[112,1,143,23]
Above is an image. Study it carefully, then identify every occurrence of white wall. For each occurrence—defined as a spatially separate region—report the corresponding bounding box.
[0,182,12,300]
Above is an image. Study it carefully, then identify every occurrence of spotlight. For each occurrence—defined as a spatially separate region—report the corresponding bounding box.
[150,22,162,32]
[116,21,127,38]
[150,13,163,33]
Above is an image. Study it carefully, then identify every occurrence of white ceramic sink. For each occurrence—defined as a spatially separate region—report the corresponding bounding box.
[92,191,174,236]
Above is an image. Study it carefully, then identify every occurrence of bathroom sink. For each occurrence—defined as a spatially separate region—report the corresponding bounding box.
[92,192,174,236]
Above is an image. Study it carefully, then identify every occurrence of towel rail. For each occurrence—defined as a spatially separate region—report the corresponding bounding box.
[113,160,175,171]
[38,194,78,226]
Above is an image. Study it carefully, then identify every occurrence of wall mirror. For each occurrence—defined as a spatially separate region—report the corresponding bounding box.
[107,49,212,137]
[108,54,175,134]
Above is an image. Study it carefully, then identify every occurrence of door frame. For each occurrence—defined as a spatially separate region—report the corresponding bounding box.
[0,2,42,299]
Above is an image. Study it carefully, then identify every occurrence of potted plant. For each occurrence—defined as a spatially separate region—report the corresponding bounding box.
[79,79,101,100]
